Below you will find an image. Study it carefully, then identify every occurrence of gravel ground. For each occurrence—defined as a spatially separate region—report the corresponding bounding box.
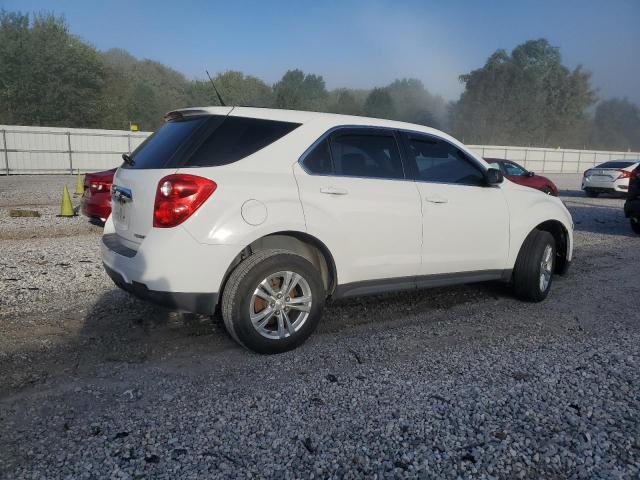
[0,174,638,479]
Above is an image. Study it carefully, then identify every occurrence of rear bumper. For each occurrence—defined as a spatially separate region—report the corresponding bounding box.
[100,219,241,314]
[582,177,628,193]
[104,262,217,314]
[81,192,111,220]
[624,198,640,218]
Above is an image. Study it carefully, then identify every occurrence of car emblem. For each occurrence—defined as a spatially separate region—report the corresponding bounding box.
[111,185,133,203]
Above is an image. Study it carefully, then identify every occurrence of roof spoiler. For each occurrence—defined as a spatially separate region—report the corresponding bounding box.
[164,109,211,122]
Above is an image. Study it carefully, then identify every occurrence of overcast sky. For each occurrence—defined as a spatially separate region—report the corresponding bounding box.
[5,0,640,103]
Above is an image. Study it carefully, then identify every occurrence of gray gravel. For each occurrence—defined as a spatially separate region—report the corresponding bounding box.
[0,174,639,479]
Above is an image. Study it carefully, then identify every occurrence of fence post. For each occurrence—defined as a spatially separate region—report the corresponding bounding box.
[542,149,547,172]
[67,131,73,174]
[561,150,565,173]
[2,129,9,175]
[127,134,132,154]
[577,151,581,173]
[523,148,528,170]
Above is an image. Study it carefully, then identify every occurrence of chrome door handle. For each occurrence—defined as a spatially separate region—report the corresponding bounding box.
[320,186,348,195]
[425,196,448,204]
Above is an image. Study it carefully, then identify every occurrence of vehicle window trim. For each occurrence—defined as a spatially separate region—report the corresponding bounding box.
[399,131,489,187]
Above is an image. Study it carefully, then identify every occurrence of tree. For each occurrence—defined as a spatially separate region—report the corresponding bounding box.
[593,98,640,151]
[273,69,328,110]
[450,39,596,147]
[0,11,105,127]
[188,70,273,108]
[386,78,446,128]
[326,88,363,116]
[99,48,191,130]
[363,88,396,119]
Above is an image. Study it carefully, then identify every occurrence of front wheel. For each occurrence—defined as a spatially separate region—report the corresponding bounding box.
[631,218,640,234]
[221,249,325,354]
[512,230,556,302]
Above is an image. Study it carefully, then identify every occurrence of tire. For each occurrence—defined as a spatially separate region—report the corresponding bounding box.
[221,249,325,354]
[631,218,640,234]
[512,230,556,302]
[542,187,553,195]
[584,189,599,198]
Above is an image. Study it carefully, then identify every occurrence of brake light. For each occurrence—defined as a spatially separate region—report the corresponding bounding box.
[88,180,112,193]
[617,170,632,180]
[153,174,216,228]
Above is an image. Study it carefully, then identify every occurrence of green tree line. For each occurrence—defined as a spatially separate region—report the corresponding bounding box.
[1,11,639,151]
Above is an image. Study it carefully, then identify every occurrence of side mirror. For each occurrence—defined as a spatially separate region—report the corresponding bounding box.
[527,171,535,177]
[486,168,504,185]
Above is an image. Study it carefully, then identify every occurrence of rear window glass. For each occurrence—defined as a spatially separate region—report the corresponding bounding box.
[124,115,300,169]
[185,116,300,167]
[126,117,210,169]
[596,161,637,169]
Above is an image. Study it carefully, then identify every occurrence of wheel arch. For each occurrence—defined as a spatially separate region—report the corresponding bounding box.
[531,219,570,274]
[217,230,338,307]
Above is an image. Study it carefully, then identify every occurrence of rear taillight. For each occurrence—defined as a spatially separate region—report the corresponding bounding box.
[153,174,216,228]
[88,180,112,193]
[617,170,632,180]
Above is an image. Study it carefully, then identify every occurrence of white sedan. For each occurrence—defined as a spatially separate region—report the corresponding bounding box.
[582,160,640,197]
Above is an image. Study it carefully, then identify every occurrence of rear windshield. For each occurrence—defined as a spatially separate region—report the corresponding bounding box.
[596,161,637,169]
[124,115,300,169]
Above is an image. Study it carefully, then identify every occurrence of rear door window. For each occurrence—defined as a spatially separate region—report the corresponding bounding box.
[329,131,404,180]
[125,115,300,169]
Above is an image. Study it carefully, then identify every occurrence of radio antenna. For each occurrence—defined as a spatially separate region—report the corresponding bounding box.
[205,69,226,106]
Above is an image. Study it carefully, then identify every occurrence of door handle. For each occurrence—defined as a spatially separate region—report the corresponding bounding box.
[320,186,348,195]
[425,195,448,204]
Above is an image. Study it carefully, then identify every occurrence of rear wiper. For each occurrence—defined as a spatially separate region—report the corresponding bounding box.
[122,153,134,166]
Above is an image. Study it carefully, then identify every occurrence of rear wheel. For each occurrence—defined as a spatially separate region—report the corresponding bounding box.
[631,217,640,234]
[221,249,325,354]
[584,189,599,198]
[512,230,556,302]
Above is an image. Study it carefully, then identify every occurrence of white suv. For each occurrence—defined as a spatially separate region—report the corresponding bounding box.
[102,107,573,353]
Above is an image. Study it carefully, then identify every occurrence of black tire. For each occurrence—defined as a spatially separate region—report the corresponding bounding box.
[631,218,640,234]
[221,249,325,354]
[584,189,599,198]
[542,187,554,195]
[512,230,556,302]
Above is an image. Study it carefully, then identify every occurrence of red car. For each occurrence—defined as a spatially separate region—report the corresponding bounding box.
[81,168,116,222]
[485,158,559,196]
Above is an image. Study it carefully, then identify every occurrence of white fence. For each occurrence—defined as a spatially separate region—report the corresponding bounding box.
[1,125,638,174]
[468,145,640,174]
[0,125,151,174]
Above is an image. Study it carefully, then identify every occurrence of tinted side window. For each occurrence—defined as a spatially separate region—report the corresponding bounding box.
[503,161,527,176]
[126,117,210,169]
[185,117,300,167]
[302,139,333,174]
[406,137,485,186]
[330,133,404,180]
